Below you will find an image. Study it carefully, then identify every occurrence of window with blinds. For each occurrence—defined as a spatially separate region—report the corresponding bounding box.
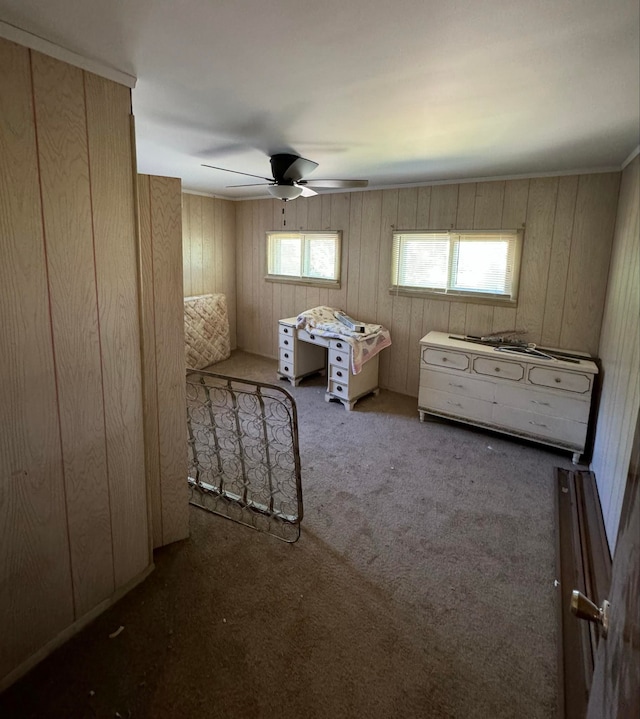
[267,231,341,285]
[391,230,522,301]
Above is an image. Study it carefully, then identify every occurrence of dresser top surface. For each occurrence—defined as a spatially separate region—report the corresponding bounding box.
[420,331,598,374]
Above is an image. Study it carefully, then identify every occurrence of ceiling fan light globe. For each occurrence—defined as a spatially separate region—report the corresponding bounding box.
[267,184,303,201]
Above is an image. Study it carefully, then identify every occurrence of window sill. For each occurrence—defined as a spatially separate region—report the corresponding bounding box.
[266,275,341,289]
[388,287,517,307]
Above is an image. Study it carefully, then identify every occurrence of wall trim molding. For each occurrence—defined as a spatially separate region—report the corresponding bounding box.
[621,145,640,169]
[0,564,154,693]
[0,20,137,88]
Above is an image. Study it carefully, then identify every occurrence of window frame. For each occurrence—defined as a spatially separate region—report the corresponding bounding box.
[390,229,523,304]
[265,230,342,287]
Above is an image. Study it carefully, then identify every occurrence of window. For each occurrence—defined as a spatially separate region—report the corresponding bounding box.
[267,231,341,285]
[391,230,522,301]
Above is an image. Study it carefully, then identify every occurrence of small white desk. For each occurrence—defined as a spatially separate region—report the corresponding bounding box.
[277,317,379,410]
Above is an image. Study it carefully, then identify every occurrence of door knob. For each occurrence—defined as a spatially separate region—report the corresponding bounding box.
[570,590,610,639]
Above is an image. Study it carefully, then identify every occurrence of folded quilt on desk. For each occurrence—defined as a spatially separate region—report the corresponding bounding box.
[295,306,392,374]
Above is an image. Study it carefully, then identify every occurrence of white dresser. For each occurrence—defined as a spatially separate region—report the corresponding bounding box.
[277,317,379,410]
[418,331,598,463]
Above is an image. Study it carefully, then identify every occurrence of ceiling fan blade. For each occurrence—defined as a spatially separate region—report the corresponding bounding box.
[201,163,273,182]
[300,179,369,189]
[282,156,319,182]
[299,186,318,197]
[226,182,272,187]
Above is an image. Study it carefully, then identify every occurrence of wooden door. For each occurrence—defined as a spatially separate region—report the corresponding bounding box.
[586,410,640,718]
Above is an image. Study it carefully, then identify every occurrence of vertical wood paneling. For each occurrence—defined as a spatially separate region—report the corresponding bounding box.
[182,194,191,296]
[456,182,476,228]
[189,195,203,296]
[560,173,620,354]
[31,52,114,617]
[137,175,162,549]
[235,171,621,396]
[85,73,148,586]
[181,192,237,348]
[358,191,383,321]
[591,157,639,550]
[515,177,559,343]
[346,192,363,316]
[0,38,74,681]
[540,176,578,347]
[473,181,505,229]
[150,176,188,545]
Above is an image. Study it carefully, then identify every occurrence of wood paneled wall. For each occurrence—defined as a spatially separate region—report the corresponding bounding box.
[138,175,189,549]
[0,38,150,688]
[182,193,237,348]
[235,173,620,395]
[591,156,639,551]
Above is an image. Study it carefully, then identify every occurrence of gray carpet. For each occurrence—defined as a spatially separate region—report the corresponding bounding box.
[0,351,575,719]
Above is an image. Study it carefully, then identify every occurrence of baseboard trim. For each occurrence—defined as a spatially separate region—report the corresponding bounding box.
[0,563,154,694]
[555,468,611,719]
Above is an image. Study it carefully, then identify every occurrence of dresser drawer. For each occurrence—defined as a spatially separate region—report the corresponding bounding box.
[473,356,524,381]
[298,329,330,347]
[492,405,587,448]
[420,368,495,401]
[418,387,493,423]
[495,383,590,421]
[329,348,350,370]
[422,348,470,371]
[528,366,592,394]
[279,347,294,362]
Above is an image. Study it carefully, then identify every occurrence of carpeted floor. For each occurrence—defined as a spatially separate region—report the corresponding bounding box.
[0,351,576,719]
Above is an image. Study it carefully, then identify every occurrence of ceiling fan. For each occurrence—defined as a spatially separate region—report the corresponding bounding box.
[201,153,368,201]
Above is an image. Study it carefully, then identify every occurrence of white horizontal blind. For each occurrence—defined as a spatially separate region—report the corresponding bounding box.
[267,231,341,282]
[391,230,521,299]
[451,232,517,296]
[304,234,338,279]
[392,232,450,290]
[268,233,301,276]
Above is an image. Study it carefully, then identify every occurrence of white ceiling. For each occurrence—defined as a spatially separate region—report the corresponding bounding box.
[1,0,638,199]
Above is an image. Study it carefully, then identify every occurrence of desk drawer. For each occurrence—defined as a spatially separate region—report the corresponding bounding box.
[279,332,295,350]
[329,338,349,352]
[473,356,524,381]
[329,348,350,370]
[278,323,295,337]
[279,348,294,364]
[278,359,294,377]
[329,364,349,383]
[422,347,469,371]
[298,329,330,347]
[328,380,349,400]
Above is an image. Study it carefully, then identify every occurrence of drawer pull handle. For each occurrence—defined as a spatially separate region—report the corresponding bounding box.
[284,339,289,346]
[310,334,315,340]
[336,371,343,378]
[284,353,289,359]
[554,377,562,383]
[447,401,463,408]
[337,342,343,349]
[336,356,343,363]
[284,366,289,372]
[531,400,550,406]
[283,328,289,334]
[336,386,343,392]
[449,383,464,389]
[529,421,548,428]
